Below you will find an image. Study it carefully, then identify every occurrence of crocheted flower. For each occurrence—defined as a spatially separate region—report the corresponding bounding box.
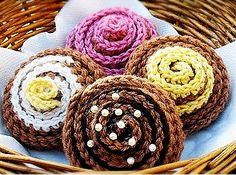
[65,7,158,75]
[63,75,184,170]
[2,48,105,150]
[125,36,230,135]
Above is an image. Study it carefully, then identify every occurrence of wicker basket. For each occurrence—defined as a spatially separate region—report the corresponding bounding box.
[0,0,236,174]
[0,0,65,50]
[0,142,235,174]
[142,0,236,48]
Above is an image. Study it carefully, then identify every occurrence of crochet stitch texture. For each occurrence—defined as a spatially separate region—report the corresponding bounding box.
[65,7,158,75]
[146,46,215,115]
[63,75,184,170]
[125,36,230,135]
[2,48,105,150]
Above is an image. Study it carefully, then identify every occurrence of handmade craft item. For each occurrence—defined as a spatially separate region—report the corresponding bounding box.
[125,35,230,135]
[2,48,105,150]
[65,7,158,75]
[63,75,185,170]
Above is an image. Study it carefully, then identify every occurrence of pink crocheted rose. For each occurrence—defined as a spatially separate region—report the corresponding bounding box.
[65,7,158,75]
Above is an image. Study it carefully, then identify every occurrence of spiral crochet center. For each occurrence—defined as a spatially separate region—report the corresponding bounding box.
[25,78,60,112]
[75,90,159,169]
[10,54,82,131]
[146,46,214,115]
[65,7,157,75]
[63,76,184,170]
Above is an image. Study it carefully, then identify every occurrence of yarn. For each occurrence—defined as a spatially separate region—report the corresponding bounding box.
[65,7,157,75]
[2,48,105,150]
[146,46,214,115]
[63,75,184,170]
[125,36,230,135]
[25,78,61,112]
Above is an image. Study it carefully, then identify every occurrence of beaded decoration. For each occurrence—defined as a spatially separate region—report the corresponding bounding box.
[63,75,185,170]
[125,36,230,135]
[65,7,158,75]
[2,48,105,150]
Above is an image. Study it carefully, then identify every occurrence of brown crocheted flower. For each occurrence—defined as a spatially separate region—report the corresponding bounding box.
[2,48,105,150]
[125,35,230,135]
[63,75,185,170]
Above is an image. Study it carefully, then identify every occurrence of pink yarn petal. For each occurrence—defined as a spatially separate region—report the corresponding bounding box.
[65,7,158,75]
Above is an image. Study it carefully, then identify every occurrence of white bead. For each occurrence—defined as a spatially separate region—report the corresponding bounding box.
[115,108,123,116]
[91,105,98,113]
[95,123,103,132]
[112,93,120,100]
[87,140,94,148]
[134,110,141,118]
[127,157,135,165]
[109,132,117,140]
[149,144,157,152]
[101,109,109,117]
[128,137,136,146]
[117,120,125,129]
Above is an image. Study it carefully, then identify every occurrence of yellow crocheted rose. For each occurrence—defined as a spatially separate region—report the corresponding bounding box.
[146,46,214,115]
[25,78,60,112]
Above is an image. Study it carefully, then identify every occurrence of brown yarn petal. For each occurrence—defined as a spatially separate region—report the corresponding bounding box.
[63,75,185,170]
[125,35,230,135]
[2,48,105,150]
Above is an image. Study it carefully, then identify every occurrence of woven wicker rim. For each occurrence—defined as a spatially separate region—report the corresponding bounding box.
[0,141,235,174]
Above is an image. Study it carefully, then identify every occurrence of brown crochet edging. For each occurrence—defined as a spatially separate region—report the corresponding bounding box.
[2,48,105,150]
[125,35,230,135]
[63,75,185,170]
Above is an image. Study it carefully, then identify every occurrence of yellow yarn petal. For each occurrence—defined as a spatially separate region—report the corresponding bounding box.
[25,78,60,112]
[146,46,214,115]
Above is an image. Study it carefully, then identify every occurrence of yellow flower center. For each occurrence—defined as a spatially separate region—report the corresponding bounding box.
[25,78,60,112]
[146,46,214,115]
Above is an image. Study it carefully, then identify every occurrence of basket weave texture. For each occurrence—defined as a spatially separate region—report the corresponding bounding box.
[0,142,235,174]
[143,0,236,48]
[0,0,64,50]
